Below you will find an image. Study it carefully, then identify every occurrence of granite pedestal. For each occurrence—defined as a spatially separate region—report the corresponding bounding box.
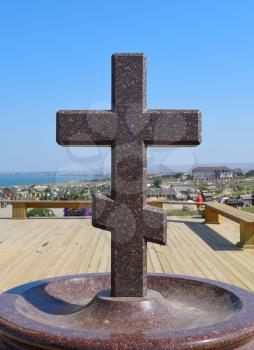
[1,274,254,349]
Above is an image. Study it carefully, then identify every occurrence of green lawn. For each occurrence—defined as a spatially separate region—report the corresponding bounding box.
[166,209,200,217]
[167,207,254,217]
[242,207,254,214]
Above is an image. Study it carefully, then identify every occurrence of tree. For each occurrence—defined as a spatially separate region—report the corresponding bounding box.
[235,185,244,192]
[2,187,12,196]
[174,172,184,179]
[2,187,13,199]
[43,187,54,200]
[246,170,254,178]
[152,177,162,188]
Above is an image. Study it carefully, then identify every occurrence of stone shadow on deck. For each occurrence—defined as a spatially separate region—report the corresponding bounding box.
[168,218,242,252]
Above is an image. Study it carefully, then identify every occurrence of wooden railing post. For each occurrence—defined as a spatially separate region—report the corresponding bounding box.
[205,206,221,224]
[12,203,27,219]
[238,222,254,249]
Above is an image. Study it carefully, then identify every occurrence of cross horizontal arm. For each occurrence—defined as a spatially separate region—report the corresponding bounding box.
[92,195,167,246]
[142,110,201,146]
[143,205,167,245]
[92,193,115,231]
[57,110,117,146]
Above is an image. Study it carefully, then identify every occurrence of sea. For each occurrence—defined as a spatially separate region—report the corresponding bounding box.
[0,175,107,187]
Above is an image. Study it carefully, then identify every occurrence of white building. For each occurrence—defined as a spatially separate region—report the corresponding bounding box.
[192,167,234,180]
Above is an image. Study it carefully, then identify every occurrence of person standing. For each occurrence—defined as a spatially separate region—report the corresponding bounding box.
[196,191,204,216]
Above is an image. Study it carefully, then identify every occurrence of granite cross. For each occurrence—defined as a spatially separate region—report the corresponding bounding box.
[57,53,201,297]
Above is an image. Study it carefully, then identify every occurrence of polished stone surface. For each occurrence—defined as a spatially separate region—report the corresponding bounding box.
[57,53,201,297]
[1,274,254,349]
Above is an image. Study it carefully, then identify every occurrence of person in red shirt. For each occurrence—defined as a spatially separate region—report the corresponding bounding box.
[196,191,204,216]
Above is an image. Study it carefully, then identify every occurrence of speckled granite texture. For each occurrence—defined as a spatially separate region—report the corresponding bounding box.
[57,53,201,297]
[0,274,254,349]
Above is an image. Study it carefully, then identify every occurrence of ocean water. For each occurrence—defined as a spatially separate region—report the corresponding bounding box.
[0,175,106,187]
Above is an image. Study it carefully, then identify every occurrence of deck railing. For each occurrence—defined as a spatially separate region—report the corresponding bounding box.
[0,199,206,219]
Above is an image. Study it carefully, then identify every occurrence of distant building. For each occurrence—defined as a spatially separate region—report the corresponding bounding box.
[147,185,180,199]
[225,197,239,208]
[201,192,214,202]
[192,167,234,180]
[175,194,188,201]
[224,196,253,208]
[206,185,217,193]
[33,185,48,192]
[169,184,195,194]
[188,193,198,201]
[163,186,179,200]
[237,194,253,207]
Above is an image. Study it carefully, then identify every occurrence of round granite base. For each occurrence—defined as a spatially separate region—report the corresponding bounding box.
[1,273,254,349]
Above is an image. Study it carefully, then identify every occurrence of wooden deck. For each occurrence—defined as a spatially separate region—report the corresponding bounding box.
[0,216,254,292]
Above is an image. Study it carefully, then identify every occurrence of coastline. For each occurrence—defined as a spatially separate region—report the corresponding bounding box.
[0,175,109,187]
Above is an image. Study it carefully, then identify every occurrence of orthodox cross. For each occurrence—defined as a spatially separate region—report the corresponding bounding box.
[57,53,201,297]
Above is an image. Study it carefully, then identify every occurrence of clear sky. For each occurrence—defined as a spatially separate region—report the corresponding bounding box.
[0,0,253,174]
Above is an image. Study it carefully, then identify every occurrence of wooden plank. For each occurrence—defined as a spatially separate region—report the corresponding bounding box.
[172,222,206,278]
[97,231,111,273]
[88,232,106,273]
[147,246,154,272]
[186,218,254,290]
[175,218,220,280]
[76,228,101,275]
[206,203,254,223]
[181,217,244,286]
[1,217,254,292]
[148,244,164,273]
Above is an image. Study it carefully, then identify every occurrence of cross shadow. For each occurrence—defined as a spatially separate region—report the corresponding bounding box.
[167,218,242,252]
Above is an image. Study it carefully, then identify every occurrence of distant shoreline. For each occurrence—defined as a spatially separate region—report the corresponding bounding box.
[0,175,108,187]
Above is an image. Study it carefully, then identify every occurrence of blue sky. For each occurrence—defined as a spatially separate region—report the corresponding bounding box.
[0,0,253,173]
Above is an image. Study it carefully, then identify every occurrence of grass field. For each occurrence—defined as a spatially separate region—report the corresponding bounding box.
[166,209,200,217]
[167,207,254,216]
[242,207,254,214]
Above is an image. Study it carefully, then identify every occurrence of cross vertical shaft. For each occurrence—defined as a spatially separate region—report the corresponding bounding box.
[111,54,148,296]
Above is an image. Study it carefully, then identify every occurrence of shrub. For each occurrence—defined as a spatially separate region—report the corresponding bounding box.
[152,177,162,188]
[27,208,55,218]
